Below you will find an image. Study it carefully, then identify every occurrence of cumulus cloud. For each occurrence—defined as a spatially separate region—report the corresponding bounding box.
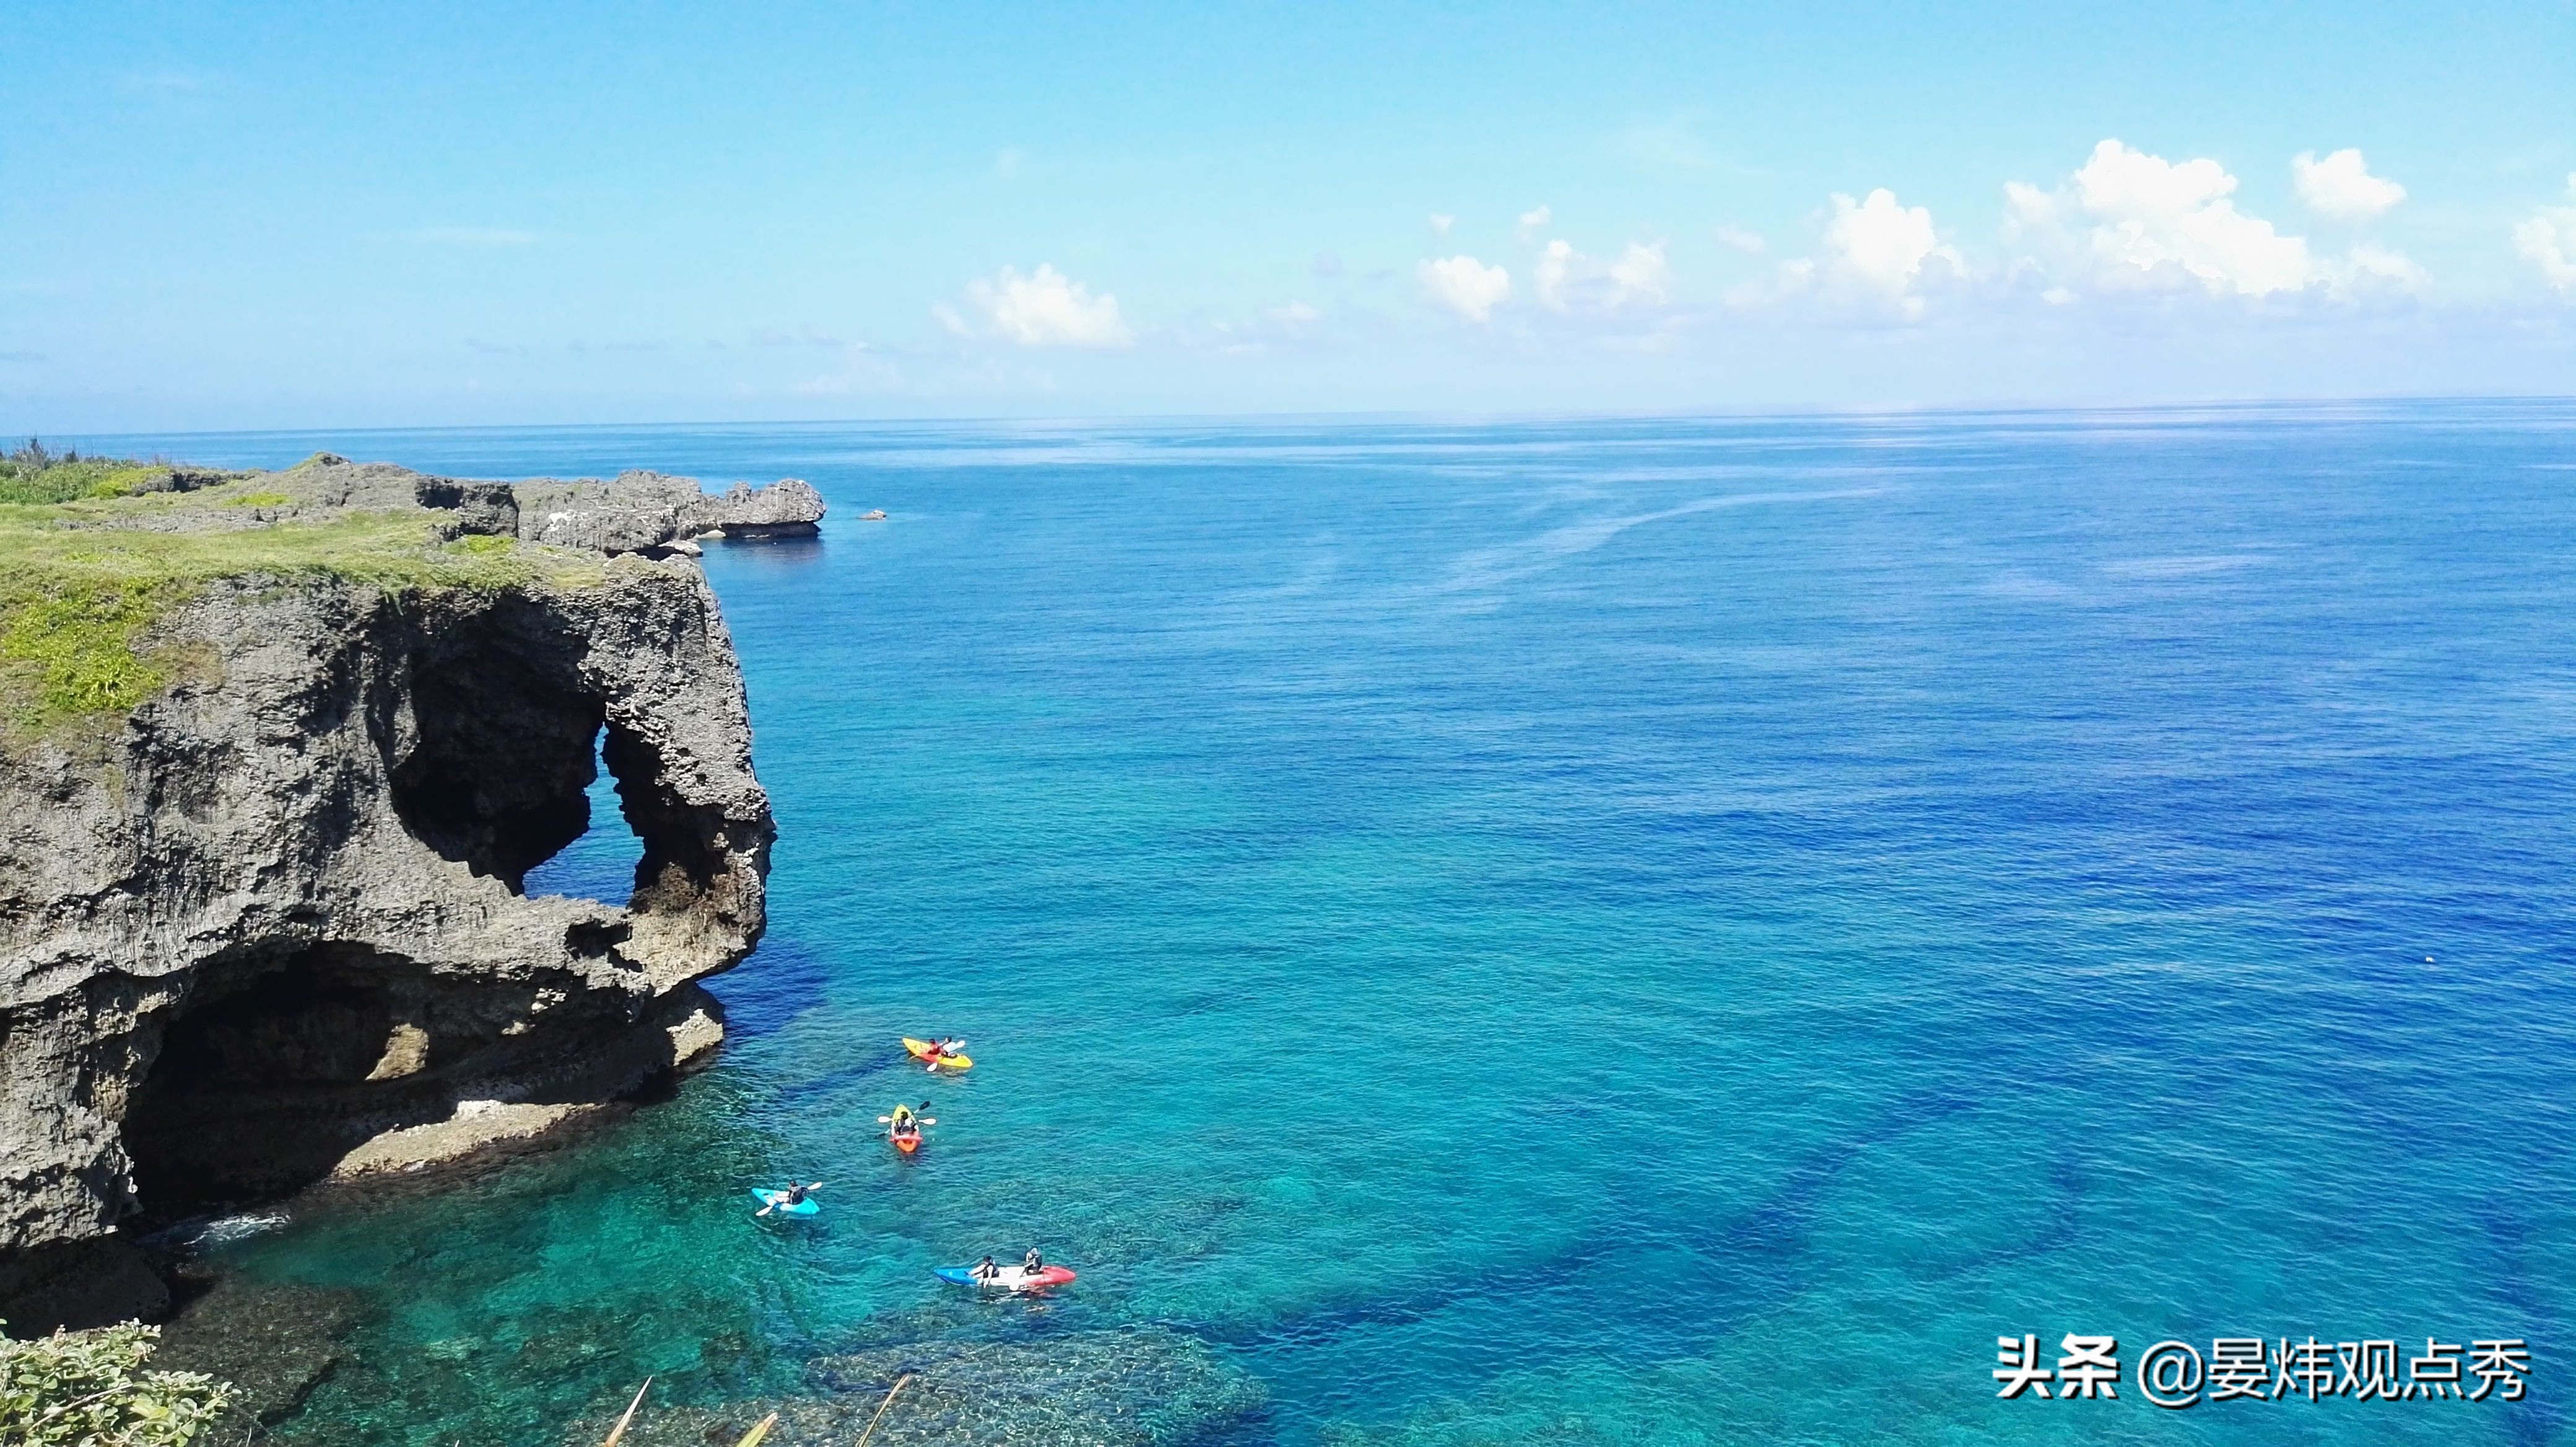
[1516,204,1553,238]
[2514,175,2576,294]
[2003,141,2434,302]
[2006,139,2312,297]
[2294,148,2406,222]
[1419,255,1512,322]
[1823,189,1960,301]
[1608,242,1671,304]
[1529,237,1671,312]
[954,263,1131,347]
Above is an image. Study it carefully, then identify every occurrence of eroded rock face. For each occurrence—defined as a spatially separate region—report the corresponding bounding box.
[0,461,779,1331]
[516,471,826,551]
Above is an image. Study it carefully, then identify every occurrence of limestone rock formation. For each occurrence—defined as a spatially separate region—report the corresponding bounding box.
[516,471,825,551]
[0,456,784,1331]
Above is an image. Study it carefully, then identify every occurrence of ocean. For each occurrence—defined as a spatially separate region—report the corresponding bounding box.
[87,402,2576,1444]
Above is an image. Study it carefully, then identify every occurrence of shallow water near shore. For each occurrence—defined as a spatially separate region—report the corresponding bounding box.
[89,403,2576,1444]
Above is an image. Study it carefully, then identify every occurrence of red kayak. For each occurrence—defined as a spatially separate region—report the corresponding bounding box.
[935,1264,1076,1292]
[892,1129,921,1155]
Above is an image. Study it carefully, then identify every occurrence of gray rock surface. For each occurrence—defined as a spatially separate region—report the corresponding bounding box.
[687,476,827,536]
[0,458,777,1331]
[516,470,825,551]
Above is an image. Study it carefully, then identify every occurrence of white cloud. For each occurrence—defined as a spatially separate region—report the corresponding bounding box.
[2008,139,2312,297]
[1713,223,1767,255]
[1531,237,1670,312]
[1533,240,1576,308]
[956,263,1132,347]
[1823,189,1959,302]
[1429,212,1455,236]
[1608,242,1671,305]
[1419,255,1512,322]
[2336,242,2430,293]
[2293,149,2406,222]
[1266,302,1323,328]
[2514,175,2576,294]
[1516,204,1553,238]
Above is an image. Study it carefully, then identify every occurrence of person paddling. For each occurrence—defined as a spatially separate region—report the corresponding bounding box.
[886,1101,933,1139]
[755,1179,824,1217]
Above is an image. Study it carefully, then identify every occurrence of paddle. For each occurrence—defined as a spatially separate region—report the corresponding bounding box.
[598,1375,651,1447]
[853,1373,915,1447]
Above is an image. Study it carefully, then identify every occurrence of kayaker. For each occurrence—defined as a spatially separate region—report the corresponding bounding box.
[970,1255,1001,1282]
[784,1181,816,1207]
[889,1103,916,1131]
[1022,1248,1044,1274]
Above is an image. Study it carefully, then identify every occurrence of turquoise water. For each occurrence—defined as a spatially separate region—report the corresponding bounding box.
[104,404,2576,1443]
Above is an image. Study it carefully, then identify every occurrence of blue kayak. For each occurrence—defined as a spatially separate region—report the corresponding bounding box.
[751,1188,819,1217]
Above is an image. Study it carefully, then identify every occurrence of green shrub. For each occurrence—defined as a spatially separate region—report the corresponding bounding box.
[0,441,167,505]
[225,491,291,509]
[0,1318,236,1446]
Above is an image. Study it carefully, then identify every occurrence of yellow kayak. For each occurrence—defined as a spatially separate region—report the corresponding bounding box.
[903,1038,973,1071]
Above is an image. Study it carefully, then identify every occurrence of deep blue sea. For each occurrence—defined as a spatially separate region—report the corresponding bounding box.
[85,403,2576,1444]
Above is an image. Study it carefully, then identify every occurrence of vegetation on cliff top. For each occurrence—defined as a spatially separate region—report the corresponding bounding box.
[0,439,171,505]
[0,1319,238,1446]
[0,448,604,738]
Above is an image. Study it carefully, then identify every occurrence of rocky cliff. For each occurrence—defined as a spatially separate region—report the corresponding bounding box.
[0,456,816,1331]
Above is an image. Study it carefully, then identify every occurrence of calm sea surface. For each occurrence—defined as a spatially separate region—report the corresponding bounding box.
[85,404,2576,1444]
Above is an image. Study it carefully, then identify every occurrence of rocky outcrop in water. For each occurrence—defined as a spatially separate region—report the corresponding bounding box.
[0,455,787,1332]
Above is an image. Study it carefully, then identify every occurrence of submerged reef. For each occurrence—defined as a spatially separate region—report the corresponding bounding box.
[0,455,816,1331]
[567,1329,1269,1447]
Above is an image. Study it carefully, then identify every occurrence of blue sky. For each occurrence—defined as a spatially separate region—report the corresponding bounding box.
[5,1,2574,429]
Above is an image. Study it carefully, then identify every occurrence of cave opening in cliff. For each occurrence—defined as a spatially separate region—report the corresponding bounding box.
[386,605,652,903]
[520,723,650,904]
[122,943,469,1217]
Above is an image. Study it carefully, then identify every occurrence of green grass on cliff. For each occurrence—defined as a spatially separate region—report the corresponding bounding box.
[0,473,603,738]
[0,440,168,505]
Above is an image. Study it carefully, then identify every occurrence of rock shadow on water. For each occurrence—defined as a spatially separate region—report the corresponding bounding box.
[577,1327,1268,1447]
[148,1272,373,1435]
